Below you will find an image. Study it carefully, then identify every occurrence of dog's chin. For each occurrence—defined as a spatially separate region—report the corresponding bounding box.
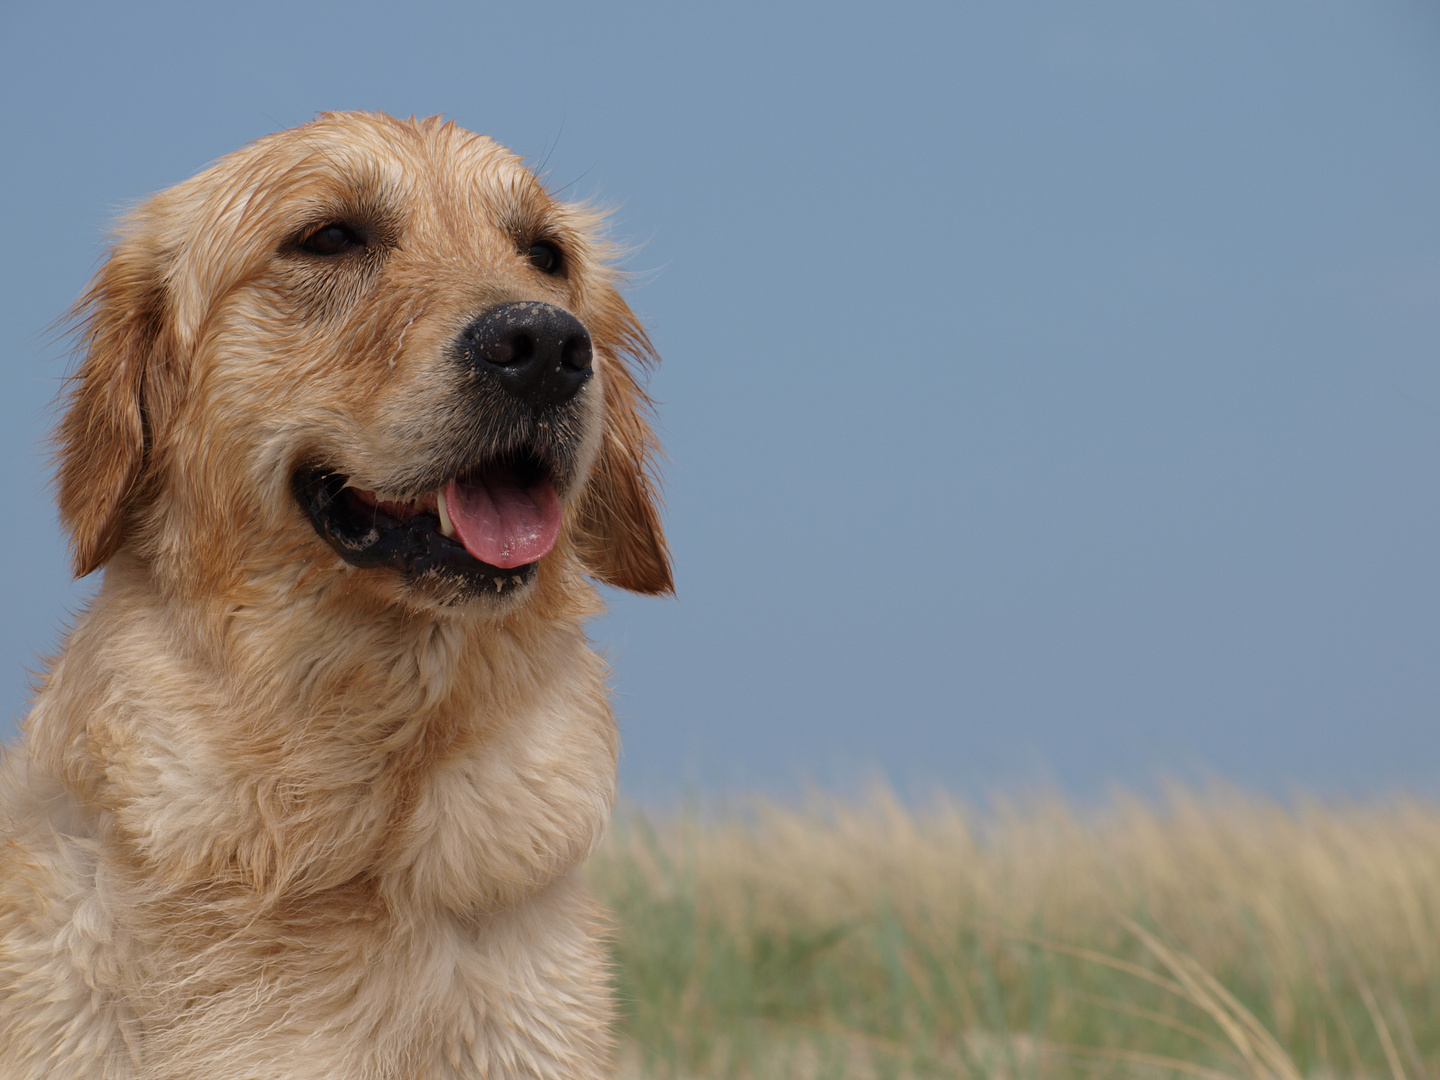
[397,563,539,616]
[293,457,557,609]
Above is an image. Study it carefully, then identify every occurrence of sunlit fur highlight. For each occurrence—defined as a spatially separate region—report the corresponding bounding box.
[0,111,671,1079]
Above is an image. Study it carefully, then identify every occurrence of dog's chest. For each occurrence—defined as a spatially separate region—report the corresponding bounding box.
[123,875,611,1080]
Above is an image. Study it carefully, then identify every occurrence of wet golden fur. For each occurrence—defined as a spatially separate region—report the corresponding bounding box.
[0,112,670,1079]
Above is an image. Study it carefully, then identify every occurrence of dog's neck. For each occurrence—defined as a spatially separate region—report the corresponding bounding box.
[29,551,618,912]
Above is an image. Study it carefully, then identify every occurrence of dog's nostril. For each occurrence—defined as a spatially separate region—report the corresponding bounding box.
[508,333,535,365]
[561,336,592,372]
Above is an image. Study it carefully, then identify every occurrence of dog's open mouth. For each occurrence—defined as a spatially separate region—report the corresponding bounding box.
[294,451,561,594]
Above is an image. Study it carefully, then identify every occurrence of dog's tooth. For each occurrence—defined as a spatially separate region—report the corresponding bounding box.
[494,577,504,592]
[511,577,522,587]
[436,488,456,538]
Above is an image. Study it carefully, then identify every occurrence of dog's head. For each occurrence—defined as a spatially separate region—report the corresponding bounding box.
[56,112,670,613]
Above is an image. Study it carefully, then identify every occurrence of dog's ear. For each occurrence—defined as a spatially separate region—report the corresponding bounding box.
[56,230,178,578]
[574,293,673,595]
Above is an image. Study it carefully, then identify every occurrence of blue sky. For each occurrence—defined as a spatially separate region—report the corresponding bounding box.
[3,1,1439,801]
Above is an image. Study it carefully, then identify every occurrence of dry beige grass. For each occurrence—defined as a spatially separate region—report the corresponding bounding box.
[590,785,1440,1079]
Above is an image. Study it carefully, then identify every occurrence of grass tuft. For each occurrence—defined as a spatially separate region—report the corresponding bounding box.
[589,784,1440,1079]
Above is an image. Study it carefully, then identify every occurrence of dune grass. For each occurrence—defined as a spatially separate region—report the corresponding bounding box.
[587,785,1440,1079]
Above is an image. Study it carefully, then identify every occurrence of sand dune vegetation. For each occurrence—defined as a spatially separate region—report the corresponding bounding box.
[589,785,1440,1079]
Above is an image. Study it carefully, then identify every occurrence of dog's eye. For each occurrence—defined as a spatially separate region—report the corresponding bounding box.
[302,223,366,257]
[526,241,563,275]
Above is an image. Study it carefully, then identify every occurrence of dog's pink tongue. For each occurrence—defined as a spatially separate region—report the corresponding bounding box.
[445,474,561,569]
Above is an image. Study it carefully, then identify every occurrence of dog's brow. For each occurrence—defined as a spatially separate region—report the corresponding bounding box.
[494,187,562,246]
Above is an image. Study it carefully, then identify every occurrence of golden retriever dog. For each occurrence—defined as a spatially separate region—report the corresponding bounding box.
[0,111,671,1079]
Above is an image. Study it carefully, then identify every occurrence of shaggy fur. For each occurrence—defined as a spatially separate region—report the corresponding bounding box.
[0,112,671,1079]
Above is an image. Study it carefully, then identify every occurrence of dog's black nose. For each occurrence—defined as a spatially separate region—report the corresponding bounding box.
[458,301,593,407]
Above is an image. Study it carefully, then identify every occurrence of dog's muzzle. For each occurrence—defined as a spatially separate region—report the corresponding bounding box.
[292,302,599,600]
